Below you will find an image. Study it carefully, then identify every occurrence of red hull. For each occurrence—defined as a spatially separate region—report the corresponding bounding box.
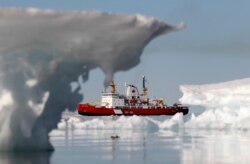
[77,104,189,116]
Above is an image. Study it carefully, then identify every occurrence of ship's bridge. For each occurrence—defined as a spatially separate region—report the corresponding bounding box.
[101,92,125,108]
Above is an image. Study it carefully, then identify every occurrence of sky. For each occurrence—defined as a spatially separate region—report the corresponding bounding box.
[1,0,250,103]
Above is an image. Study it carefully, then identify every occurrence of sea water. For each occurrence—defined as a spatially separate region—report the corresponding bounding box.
[0,111,250,164]
[49,113,250,164]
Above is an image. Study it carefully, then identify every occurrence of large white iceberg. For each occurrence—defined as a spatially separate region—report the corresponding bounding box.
[180,78,250,129]
[0,8,183,151]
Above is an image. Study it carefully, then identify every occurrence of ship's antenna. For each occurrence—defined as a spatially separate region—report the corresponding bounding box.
[124,82,127,94]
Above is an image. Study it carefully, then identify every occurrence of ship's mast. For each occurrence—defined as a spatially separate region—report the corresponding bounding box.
[142,76,148,96]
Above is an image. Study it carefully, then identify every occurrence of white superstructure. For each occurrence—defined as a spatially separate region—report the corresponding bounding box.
[101,93,125,108]
[100,77,160,108]
[126,85,139,99]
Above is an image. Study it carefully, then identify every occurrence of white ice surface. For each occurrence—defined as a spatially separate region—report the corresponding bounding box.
[180,78,250,130]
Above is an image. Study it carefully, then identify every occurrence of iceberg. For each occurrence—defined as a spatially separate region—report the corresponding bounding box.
[180,78,250,129]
